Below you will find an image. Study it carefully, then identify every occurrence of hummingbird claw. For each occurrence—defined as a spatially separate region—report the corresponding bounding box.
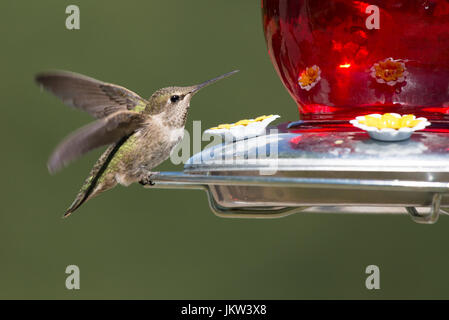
[139,179,155,186]
[139,172,159,186]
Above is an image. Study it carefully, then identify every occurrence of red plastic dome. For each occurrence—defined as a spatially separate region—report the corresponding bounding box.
[262,0,449,122]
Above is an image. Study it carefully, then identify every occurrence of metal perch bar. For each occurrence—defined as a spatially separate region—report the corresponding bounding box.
[150,172,449,192]
[146,171,449,224]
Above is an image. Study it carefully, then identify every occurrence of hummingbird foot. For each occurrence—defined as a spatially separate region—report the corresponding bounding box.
[139,172,160,186]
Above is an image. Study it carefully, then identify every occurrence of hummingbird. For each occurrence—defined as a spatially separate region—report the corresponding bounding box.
[36,69,238,217]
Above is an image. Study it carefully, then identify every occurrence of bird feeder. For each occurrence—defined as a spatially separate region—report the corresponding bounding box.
[148,0,449,224]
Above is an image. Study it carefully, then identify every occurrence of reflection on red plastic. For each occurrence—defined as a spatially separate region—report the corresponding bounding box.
[301,104,337,114]
[262,0,449,122]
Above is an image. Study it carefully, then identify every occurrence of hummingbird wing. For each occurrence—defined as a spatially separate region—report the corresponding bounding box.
[47,110,146,174]
[35,70,148,118]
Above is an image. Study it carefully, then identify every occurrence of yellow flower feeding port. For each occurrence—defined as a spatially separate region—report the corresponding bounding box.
[350,113,431,142]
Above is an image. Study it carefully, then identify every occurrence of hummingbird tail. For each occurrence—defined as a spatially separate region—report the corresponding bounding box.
[64,180,115,217]
[64,190,92,218]
[63,136,129,218]
[63,168,118,218]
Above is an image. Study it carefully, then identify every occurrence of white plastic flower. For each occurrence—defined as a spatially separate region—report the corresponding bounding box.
[370,57,409,86]
[298,65,321,91]
[350,113,430,142]
[204,115,281,141]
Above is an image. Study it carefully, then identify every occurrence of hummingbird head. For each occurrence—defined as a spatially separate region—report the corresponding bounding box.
[147,70,239,127]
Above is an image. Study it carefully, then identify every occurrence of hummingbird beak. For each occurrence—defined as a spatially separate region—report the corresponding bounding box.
[189,70,239,94]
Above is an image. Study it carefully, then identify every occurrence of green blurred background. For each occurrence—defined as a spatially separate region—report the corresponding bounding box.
[0,0,448,299]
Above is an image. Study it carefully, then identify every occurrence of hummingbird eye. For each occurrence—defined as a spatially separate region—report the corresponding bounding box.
[170,95,180,103]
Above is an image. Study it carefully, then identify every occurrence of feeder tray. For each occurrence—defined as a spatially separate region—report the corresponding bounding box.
[147,127,449,224]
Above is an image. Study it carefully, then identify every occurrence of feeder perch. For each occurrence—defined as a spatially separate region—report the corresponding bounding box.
[146,127,449,224]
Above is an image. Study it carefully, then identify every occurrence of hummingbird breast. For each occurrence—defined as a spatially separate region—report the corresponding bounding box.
[120,118,185,178]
